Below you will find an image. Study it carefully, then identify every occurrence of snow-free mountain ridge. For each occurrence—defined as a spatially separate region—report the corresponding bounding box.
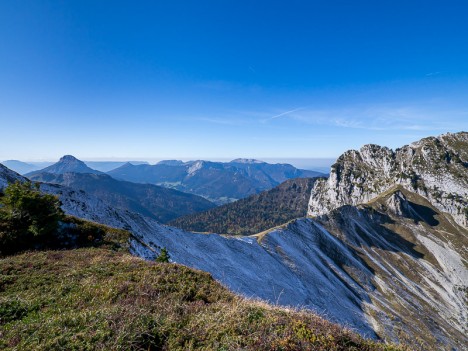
[170,177,319,235]
[1,132,466,350]
[28,171,215,223]
[26,155,102,176]
[1,159,149,174]
[0,163,25,189]
[108,159,324,204]
[308,132,468,227]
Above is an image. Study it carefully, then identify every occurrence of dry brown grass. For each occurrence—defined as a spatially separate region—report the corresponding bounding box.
[0,249,408,350]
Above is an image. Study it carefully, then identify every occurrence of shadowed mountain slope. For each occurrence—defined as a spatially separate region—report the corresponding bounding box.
[28,171,215,223]
[0,165,404,350]
[170,177,319,235]
[0,163,24,189]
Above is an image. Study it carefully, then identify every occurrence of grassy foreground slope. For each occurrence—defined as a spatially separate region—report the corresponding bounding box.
[0,249,406,351]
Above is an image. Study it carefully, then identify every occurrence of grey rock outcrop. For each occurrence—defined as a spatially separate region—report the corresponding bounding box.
[308,132,468,227]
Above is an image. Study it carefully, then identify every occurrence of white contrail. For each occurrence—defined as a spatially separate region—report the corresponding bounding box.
[269,107,303,120]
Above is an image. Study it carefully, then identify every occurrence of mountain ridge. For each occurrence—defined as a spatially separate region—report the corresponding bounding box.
[132,186,468,350]
[108,159,324,204]
[308,131,468,227]
[1,159,150,174]
[0,163,24,189]
[170,177,319,235]
[27,171,216,223]
[26,155,102,176]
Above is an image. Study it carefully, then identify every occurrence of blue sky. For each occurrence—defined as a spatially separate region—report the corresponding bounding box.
[1,1,467,161]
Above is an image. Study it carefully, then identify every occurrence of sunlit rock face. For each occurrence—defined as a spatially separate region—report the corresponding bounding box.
[308,132,468,227]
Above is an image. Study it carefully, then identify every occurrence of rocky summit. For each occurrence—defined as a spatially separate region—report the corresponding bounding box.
[26,155,102,177]
[308,132,468,227]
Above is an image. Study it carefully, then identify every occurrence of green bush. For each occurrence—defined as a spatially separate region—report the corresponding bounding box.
[156,247,170,262]
[0,181,64,256]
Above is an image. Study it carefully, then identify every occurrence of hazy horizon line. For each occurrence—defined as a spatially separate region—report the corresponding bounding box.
[2,156,337,163]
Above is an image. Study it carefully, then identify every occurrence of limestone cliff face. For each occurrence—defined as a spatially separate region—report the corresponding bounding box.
[308,132,468,227]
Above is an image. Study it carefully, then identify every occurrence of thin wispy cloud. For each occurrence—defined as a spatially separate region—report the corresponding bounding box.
[262,107,304,122]
[261,103,468,132]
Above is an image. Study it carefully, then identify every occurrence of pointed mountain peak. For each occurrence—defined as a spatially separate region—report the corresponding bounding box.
[58,155,84,164]
[26,155,101,176]
[59,155,82,162]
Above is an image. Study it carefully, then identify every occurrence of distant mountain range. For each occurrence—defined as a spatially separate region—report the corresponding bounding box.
[1,159,149,174]
[0,160,42,174]
[4,157,325,204]
[108,159,324,204]
[27,156,215,223]
[169,177,319,234]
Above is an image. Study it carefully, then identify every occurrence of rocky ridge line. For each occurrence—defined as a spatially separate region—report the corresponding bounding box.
[308,132,468,227]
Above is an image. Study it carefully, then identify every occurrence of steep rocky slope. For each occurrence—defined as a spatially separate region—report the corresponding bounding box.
[131,187,468,351]
[308,132,468,226]
[316,187,467,349]
[170,177,319,234]
[28,172,215,223]
[0,249,403,351]
[0,163,24,189]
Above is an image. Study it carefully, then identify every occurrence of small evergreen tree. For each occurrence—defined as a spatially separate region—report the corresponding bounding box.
[0,181,64,255]
[155,247,170,263]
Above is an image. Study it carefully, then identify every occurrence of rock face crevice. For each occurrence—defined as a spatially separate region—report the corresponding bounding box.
[308,132,468,227]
